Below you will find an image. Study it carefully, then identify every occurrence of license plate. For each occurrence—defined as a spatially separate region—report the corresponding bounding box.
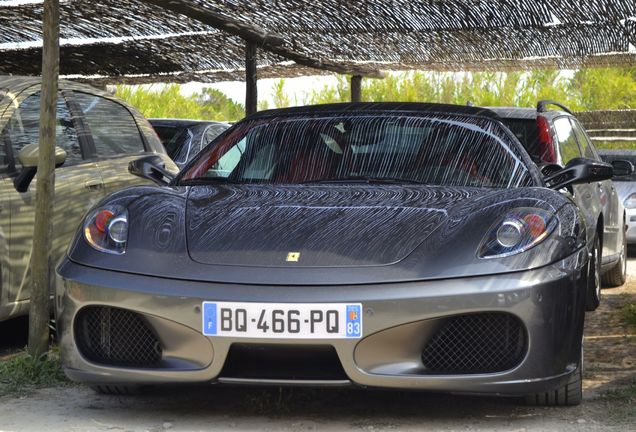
[202,302,362,339]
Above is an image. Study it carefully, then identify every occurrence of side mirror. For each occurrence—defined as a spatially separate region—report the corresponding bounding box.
[544,157,613,190]
[610,159,634,177]
[128,155,175,186]
[18,143,67,168]
[14,144,67,193]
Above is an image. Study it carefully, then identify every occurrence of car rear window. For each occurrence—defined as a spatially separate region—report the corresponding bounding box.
[499,118,539,160]
[181,113,534,189]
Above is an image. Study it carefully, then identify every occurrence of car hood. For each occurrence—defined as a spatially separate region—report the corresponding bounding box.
[186,184,485,267]
[65,184,579,285]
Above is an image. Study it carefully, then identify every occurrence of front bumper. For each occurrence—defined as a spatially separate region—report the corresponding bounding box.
[57,249,588,396]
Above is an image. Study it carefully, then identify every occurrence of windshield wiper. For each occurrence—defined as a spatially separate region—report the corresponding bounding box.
[301,176,423,185]
[179,177,237,186]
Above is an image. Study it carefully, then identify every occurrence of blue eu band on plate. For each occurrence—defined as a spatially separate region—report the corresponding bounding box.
[202,302,362,339]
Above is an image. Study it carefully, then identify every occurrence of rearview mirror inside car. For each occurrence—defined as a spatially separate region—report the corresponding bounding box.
[128,155,175,186]
[544,157,613,190]
[14,143,68,193]
[610,159,634,177]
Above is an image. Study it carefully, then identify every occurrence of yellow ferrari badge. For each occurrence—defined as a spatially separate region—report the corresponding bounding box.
[286,252,301,262]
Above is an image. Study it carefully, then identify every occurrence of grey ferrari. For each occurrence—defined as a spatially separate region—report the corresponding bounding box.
[57,103,615,406]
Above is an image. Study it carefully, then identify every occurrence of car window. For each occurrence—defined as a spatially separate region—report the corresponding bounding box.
[202,124,229,147]
[2,92,82,172]
[73,92,145,157]
[207,137,246,177]
[182,114,534,188]
[571,119,599,160]
[554,117,581,165]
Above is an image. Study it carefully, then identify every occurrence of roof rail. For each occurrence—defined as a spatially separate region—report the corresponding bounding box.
[537,100,573,115]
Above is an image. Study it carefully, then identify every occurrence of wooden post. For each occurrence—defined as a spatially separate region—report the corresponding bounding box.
[351,75,362,102]
[28,0,59,358]
[245,41,257,117]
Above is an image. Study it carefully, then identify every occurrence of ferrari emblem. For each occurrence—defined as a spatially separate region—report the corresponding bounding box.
[286,252,300,262]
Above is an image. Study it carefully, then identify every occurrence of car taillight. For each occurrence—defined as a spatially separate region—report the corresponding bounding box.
[84,206,128,254]
[537,116,556,163]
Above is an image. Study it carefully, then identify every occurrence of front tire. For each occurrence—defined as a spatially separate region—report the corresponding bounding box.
[601,239,626,288]
[585,236,602,312]
[524,348,583,406]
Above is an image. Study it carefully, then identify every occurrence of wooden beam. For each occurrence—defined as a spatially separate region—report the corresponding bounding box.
[28,0,59,358]
[351,75,362,102]
[245,41,257,117]
[140,0,384,79]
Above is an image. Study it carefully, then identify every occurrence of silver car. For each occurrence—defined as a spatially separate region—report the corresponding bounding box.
[0,76,178,322]
[599,149,636,243]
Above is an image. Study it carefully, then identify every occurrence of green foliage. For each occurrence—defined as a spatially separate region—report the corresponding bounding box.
[594,140,636,151]
[114,67,636,123]
[623,303,636,328]
[572,68,636,110]
[271,68,636,111]
[194,88,245,120]
[0,351,68,396]
[114,85,245,121]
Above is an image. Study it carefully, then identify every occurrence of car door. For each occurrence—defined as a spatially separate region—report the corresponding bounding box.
[571,118,620,260]
[553,116,599,248]
[2,90,105,304]
[70,91,159,194]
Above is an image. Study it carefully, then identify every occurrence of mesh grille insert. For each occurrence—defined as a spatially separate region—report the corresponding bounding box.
[421,313,526,374]
[74,306,162,367]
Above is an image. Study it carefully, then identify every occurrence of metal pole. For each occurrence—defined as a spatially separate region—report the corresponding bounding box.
[245,41,257,117]
[351,75,362,102]
[28,0,59,357]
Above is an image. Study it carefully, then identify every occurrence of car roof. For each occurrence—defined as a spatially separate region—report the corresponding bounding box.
[486,107,537,119]
[487,106,573,120]
[148,118,229,128]
[0,75,112,97]
[248,102,502,121]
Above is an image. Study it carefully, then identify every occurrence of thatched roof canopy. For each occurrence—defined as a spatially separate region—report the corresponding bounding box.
[1,0,635,84]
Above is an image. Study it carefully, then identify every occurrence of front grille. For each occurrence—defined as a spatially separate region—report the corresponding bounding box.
[74,306,162,367]
[221,344,347,380]
[421,313,526,374]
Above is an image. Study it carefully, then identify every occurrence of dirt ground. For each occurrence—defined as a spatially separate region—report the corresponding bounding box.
[0,257,634,431]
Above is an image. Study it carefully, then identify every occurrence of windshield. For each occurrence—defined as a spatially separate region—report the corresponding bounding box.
[180,113,533,188]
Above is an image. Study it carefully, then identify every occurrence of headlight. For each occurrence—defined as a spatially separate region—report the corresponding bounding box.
[83,205,128,254]
[478,207,557,259]
[624,193,636,209]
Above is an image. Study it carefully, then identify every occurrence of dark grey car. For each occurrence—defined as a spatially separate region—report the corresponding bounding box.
[149,118,229,169]
[57,103,614,405]
[490,102,629,304]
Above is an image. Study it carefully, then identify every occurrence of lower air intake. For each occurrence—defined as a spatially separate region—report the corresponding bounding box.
[421,312,526,374]
[74,306,162,367]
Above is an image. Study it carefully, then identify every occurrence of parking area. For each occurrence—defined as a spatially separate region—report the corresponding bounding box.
[0,257,634,432]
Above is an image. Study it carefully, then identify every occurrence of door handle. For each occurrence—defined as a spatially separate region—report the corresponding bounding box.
[84,180,104,190]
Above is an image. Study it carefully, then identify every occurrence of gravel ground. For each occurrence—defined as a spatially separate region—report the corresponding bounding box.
[0,257,634,432]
